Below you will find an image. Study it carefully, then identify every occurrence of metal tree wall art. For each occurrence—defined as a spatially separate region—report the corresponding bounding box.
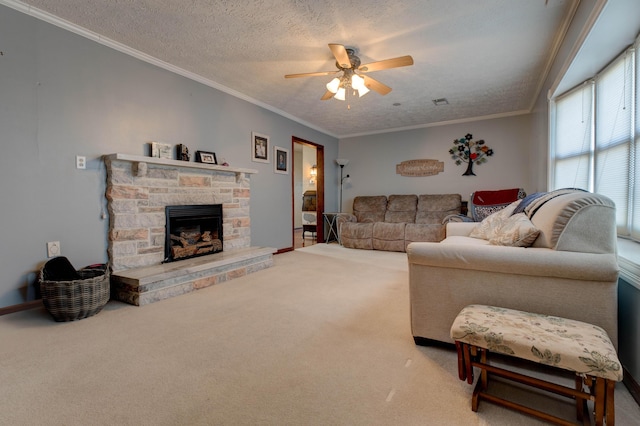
[448,133,494,176]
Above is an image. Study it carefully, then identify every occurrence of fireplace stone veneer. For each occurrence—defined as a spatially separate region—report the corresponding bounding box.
[104,153,275,305]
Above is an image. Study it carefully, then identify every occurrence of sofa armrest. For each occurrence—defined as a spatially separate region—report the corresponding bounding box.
[406,242,619,282]
[445,222,477,237]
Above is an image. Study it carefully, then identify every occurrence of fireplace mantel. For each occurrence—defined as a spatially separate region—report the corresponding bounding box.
[106,153,258,177]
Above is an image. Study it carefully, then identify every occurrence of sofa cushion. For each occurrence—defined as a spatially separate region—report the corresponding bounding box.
[372,222,406,252]
[384,194,417,223]
[405,223,446,249]
[440,235,490,245]
[340,222,373,250]
[415,194,462,224]
[469,200,520,240]
[353,196,387,223]
[488,213,540,247]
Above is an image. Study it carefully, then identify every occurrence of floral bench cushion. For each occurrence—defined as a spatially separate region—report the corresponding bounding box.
[450,304,622,382]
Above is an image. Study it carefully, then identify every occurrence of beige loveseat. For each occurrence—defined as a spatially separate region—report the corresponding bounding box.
[407,190,620,349]
[338,194,462,252]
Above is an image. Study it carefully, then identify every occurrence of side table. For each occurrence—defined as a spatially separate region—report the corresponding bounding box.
[323,212,342,244]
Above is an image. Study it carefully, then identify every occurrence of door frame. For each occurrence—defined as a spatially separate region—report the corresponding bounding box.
[292,136,325,244]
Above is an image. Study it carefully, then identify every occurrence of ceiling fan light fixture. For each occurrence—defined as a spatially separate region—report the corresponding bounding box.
[326,77,340,94]
[287,44,413,104]
[351,74,364,90]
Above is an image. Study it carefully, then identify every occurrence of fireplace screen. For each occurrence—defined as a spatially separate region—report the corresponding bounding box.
[165,204,223,262]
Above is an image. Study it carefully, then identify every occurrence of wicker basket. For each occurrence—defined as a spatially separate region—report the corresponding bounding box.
[39,260,110,322]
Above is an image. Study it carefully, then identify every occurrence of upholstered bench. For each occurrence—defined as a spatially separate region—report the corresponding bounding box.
[450,304,622,425]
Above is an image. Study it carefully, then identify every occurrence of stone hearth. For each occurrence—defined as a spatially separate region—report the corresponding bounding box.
[111,246,275,306]
[104,153,275,305]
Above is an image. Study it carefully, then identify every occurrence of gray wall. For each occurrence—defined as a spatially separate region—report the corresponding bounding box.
[0,5,338,307]
[337,114,533,212]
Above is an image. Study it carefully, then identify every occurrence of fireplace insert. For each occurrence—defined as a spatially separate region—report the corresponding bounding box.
[164,204,223,262]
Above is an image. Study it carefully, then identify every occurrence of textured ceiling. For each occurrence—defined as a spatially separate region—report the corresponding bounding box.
[9,0,576,137]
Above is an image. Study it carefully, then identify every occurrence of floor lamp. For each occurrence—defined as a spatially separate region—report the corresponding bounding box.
[336,158,350,212]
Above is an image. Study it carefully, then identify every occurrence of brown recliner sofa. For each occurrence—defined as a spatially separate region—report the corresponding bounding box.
[337,194,462,252]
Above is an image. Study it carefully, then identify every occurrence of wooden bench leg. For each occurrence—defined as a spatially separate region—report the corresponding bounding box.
[463,343,474,385]
[455,341,466,381]
[480,349,487,390]
[575,375,585,422]
[471,348,487,412]
[583,376,616,426]
[605,379,616,426]
[594,377,606,426]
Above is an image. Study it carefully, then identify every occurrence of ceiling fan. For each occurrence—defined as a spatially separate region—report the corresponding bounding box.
[285,43,413,102]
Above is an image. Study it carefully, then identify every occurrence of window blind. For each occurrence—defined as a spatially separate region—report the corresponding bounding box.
[595,53,633,235]
[552,83,592,191]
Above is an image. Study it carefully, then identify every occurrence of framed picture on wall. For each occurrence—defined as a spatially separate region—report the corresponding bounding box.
[274,146,289,174]
[251,132,269,163]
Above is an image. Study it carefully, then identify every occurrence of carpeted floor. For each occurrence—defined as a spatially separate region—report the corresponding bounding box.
[1,244,638,425]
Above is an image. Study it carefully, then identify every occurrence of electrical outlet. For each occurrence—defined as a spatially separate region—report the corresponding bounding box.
[47,241,61,258]
[76,156,86,169]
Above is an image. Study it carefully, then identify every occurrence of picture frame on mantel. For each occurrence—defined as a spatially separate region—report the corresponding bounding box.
[274,146,289,174]
[195,150,217,164]
[251,132,269,163]
[149,141,172,159]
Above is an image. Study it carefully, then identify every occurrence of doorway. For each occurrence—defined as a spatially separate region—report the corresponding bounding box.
[293,137,324,249]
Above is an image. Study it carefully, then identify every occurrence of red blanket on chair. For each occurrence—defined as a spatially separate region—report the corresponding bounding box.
[472,188,522,206]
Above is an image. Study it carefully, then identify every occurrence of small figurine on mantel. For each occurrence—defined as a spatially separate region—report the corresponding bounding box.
[177,144,190,161]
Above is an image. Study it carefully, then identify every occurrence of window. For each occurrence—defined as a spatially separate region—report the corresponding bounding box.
[550,35,639,242]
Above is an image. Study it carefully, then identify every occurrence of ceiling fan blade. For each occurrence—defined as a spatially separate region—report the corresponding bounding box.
[321,90,335,100]
[328,43,352,68]
[359,55,414,72]
[285,70,338,78]
[363,75,392,95]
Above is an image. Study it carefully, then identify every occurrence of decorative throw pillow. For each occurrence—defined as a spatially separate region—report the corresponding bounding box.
[469,200,520,240]
[488,213,540,247]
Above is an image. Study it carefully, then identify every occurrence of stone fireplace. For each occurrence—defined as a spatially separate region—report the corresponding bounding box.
[104,153,275,305]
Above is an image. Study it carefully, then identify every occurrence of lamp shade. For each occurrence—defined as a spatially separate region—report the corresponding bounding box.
[335,158,349,166]
[334,87,346,101]
[351,74,364,90]
[326,77,340,94]
[357,85,370,97]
